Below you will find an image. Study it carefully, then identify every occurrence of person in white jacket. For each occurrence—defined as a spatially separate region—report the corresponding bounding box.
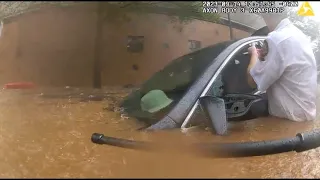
[247,12,317,122]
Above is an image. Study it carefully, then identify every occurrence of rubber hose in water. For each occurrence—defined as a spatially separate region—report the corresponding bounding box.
[91,129,320,157]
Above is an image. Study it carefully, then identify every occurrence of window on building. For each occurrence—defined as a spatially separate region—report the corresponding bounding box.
[0,21,3,37]
[132,64,139,71]
[127,36,144,53]
[163,43,169,49]
[188,40,201,51]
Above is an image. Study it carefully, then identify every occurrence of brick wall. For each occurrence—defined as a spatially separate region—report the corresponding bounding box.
[0,5,250,87]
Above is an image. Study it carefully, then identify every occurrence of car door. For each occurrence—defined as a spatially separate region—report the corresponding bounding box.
[180,37,267,128]
[146,36,267,130]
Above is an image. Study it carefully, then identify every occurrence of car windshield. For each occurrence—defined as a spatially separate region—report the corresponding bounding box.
[121,40,235,125]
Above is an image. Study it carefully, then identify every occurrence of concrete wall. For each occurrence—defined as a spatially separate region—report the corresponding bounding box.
[0,5,250,87]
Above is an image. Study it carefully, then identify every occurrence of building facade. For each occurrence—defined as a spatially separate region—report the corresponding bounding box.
[0,5,251,87]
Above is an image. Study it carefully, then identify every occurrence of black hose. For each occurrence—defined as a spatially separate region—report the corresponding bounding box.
[91,129,320,158]
[91,133,151,150]
[195,137,300,157]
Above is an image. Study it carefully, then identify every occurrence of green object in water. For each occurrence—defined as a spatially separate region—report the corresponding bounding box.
[140,90,173,113]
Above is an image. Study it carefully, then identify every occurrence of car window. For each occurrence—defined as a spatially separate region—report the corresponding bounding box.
[205,51,256,97]
[139,41,233,95]
[121,40,235,124]
[185,41,263,127]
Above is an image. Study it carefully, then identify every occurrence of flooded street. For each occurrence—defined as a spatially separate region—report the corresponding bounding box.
[0,87,320,178]
[0,1,318,178]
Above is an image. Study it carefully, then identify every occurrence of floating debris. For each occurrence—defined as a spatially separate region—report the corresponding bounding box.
[120,114,129,120]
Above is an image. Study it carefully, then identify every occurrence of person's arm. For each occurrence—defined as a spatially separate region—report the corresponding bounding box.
[247,46,258,88]
[247,39,285,92]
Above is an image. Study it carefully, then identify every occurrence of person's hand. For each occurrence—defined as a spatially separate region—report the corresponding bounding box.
[248,44,258,56]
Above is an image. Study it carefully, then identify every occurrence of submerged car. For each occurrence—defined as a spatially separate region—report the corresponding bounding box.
[121,26,270,131]
[92,26,320,155]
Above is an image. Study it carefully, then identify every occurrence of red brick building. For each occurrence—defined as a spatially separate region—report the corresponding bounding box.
[0,5,252,87]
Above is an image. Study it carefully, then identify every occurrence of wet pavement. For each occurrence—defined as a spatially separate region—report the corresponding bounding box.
[0,86,320,178]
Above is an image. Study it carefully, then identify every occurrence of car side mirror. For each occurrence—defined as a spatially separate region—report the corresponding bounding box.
[198,96,228,136]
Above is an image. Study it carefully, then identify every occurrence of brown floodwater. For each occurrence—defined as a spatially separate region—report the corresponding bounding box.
[0,86,320,178]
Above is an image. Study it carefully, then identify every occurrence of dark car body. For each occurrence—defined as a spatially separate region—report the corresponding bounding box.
[121,26,269,129]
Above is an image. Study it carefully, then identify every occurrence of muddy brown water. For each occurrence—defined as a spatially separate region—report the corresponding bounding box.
[0,86,320,178]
